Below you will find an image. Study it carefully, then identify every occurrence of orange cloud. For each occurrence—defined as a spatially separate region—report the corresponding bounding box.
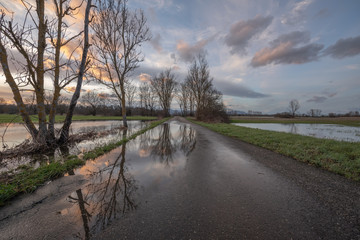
[139,73,151,82]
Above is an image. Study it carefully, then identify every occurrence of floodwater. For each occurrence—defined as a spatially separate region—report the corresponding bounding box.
[0,120,141,148]
[232,123,360,142]
[0,120,147,173]
[60,121,196,239]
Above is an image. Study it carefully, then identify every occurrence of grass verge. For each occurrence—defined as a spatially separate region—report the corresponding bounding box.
[0,118,169,206]
[190,120,360,181]
[0,114,157,124]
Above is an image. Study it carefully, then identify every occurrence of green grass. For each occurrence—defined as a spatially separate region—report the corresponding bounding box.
[230,116,360,127]
[191,120,360,181]
[0,118,169,206]
[0,114,157,124]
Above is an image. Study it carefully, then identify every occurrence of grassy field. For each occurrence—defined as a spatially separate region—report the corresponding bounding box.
[0,114,157,124]
[0,118,169,206]
[191,120,360,181]
[230,116,360,127]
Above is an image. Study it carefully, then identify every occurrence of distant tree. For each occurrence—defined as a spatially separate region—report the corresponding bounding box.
[90,0,151,127]
[81,91,102,116]
[177,82,189,116]
[150,69,177,117]
[125,82,137,116]
[0,97,5,104]
[308,109,322,117]
[288,99,300,117]
[185,54,228,122]
[139,82,156,116]
[186,54,213,119]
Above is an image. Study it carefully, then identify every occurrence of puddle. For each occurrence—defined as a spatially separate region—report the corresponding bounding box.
[0,121,147,173]
[60,121,196,239]
[232,123,360,142]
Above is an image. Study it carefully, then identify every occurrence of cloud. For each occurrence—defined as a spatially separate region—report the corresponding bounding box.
[251,31,324,67]
[150,33,163,53]
[281,0,313,25]
[64,86,86,93]
[345,64,360,70]
[324,35,360,59]
[213,79,270,98]
[225,15,273,55]
[306,96,327,103]
[176,39,209,62]
[139,73,151,82]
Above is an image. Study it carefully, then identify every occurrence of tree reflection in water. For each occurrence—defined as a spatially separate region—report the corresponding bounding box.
[151,123,176,165]
[67,129,137,239]
[139,122,196,166]
[66,121,196,239]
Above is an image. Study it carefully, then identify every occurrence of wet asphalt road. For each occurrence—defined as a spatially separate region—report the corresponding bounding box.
[1,117,360,239]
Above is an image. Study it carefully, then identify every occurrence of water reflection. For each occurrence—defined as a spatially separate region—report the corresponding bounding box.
[66,130,137,239]
[138,123,196,165]
[232,123,360,142]
[0,121,146,173]
[62,121,196,238]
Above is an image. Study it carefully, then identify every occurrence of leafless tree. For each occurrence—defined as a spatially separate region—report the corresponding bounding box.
[176,81,194,116]
[308,109,322,117]
[125,81,136,115]
[150,69,177,117]
[81,91,102,116]
[288,99,300,117]
[139,82,156,116]
[90,0,150,127]
[59,0,93,144]
[185,54,213,119]
[0,0,92,145]
[184,54,227,121]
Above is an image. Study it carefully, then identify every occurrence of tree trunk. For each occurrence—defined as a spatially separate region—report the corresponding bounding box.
[48,1,64,144]
[59,0,92,144]
[35,0,48,144]
[121,85,128,127]
[0,43,38,139]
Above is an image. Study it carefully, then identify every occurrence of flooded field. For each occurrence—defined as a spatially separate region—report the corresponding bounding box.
[0,120,147,173]
[232,123,360,142]
[60,121,196,238]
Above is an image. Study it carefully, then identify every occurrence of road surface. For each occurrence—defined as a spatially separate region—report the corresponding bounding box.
[0,117,359,239]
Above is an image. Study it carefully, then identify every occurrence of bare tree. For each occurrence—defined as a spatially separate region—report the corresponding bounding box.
[308,109,322,117]
[176,82,189,116]
[139,82,156,116]
[0,0,92,145]
[185,54,213,119]
[150,69,177,117]
[59,0,93,144]
[81,91,102,116]
[288,99,300,117]
[125,81,136,115]
[90,0,150,127]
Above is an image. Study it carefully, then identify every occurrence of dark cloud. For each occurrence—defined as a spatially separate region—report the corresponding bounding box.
[225,15,273,55]
[251,31,324,67]
[306,96,327,103]
[324,35,360,59]
[214,79,270,98]
[176,39,209,62]
[150,33,163,53]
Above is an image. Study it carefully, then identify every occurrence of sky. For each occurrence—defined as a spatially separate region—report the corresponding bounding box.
[1,0,360,114]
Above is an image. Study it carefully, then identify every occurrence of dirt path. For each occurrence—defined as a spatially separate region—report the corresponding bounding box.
[0,117,359,239]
